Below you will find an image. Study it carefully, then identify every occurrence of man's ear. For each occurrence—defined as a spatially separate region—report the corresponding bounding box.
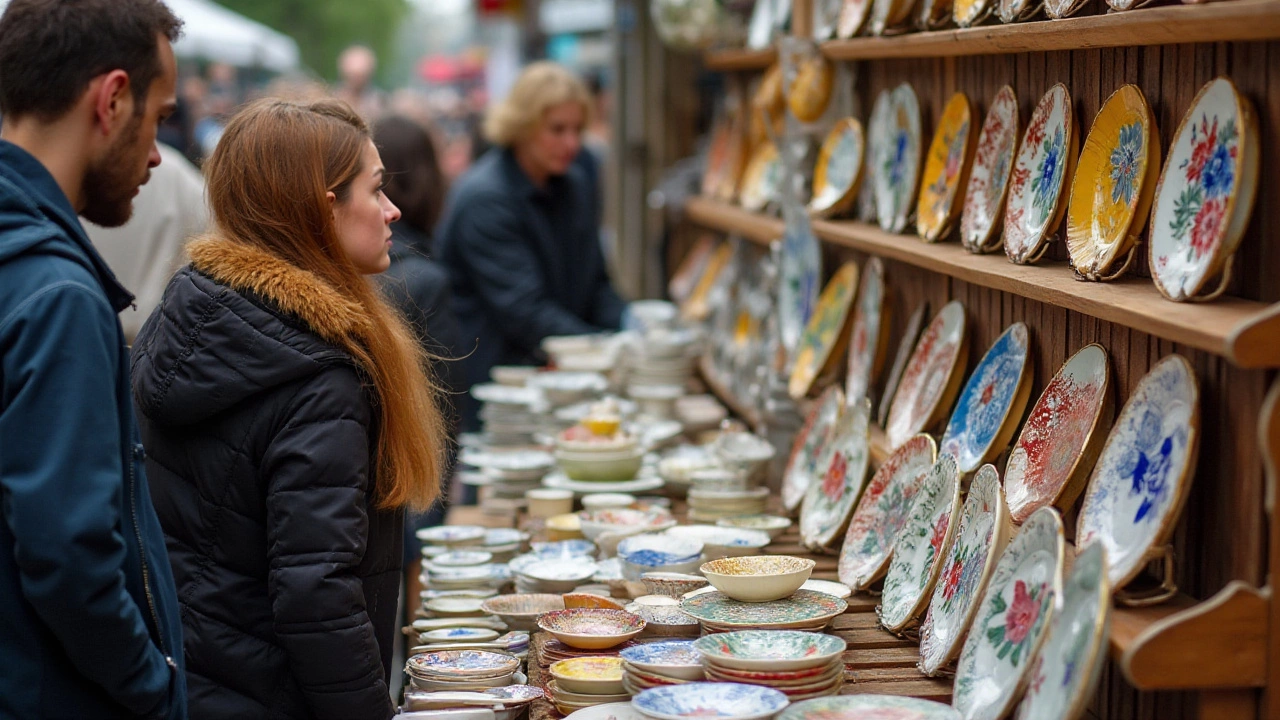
[91,70,133,137]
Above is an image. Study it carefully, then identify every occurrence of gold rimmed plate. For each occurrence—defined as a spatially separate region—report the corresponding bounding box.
[960,86,1019,253]
[917,92,978,243]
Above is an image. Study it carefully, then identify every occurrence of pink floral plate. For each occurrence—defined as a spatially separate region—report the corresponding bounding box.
[953,507,1065,720]
[845,256,890,407]
[938,322,1033,475]
[960,86,1019,253]
[837,434,937,591]
[1004,344,1113,525]
[877,453,962,633]
[800,400,872,549]
[782,386,845,513]
[917,464,1011,676]
[1004,84,1076,265]
[885,300,969,451]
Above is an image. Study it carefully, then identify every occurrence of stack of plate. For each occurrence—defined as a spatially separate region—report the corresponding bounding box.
[695,631,847,701]
[481,528,529,563]
[616,535,704,580]
[422,563,510,593]
[404,649,523,692]
[459,448,555,499]
[624,595,700,637]
[528,370,609,408]
[512,557,598,594]
[619,640,705,694]
[674,395,729,437]
[663,525,772,561]
[687,487,770,522]
[679,590,848,634]
[402,684,544,714]
[540,638,640,666]
[472,383,545,446]
[548,657,631,715]
[627,334,697,390]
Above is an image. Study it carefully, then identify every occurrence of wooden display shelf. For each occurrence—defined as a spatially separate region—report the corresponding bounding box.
[697,354,765,431]
[703,46,778,71]
[683,196,1280,368]
[820,0,1280,60]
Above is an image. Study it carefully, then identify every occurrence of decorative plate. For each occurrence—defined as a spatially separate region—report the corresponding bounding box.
[857,90,891,222]
[878,301,929,428]
[938,322,1033,474]
[1045,0,1090,18]
[917,93,976,242]
[779,695,961,720]
[1015,542,1111,720]
[814,0,844,38]
[694,630,846,670]
[680,590,849,628]
[788,55,835,124]
[632,683,790,720]
[836,0,873,37]
[952,0,994,27]
[884,300,968,451]
[1149,77,1260,301]
[1005,344,1113,525]
[917,465,1011,675]
[406,649,521,679]
[838,434,937,591]
[953,507,1065,720]
[740,142,784,212]
[845,257,889,406]
[783,387,844,513]
[564,703,644,720]
[620,640,702,670]
[1076,355,1200,589]
[869,0,914,34]
[809,118,866,217]
[916,0,954,30]
[960,86,1019,253]
[1066,84,1161,281]
[800,399,872,549]
[538,608,647,635]
[877,453,962,632]
[997,0,1041,23]
[779,211,824,356]
[1004,84,1075,265]
[874,83,923,233]
[703,110,747,202]
[790,262,861,400]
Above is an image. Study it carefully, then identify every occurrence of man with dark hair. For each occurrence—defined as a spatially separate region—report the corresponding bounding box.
[0,1,187,718]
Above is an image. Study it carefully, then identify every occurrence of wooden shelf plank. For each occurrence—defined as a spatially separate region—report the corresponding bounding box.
[821,0,1280,60]
[686,195,784,246]
[703,47,778,72]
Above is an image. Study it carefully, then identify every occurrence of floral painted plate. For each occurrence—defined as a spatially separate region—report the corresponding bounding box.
[845,257,890,407]
[788,55,835,124]
[857,90,891,222]
[885,300,969,451]
[779,211,824,356]
[1065,84,1161,281]
[838,434,937,591]
[1004,84,1076,265]
[836,0,873,37]
[917,92,977,242]
[938,322,1033,474]
[780,695,961,720]
[960,86,1019,253]
[1076,355,1200,590]
[1004,344,1113,525]
[918,465,1012,676]
[632,683,790,720]
[1045,0,1091,17]
[997,0,1042,23]
[877,453,962,633]
[782,386,845,513]
[869,0,915,34]
[877,300,928,428]
[694,630,846,671]
[874,83,923,233]
[681,590,848,629]
[800,399,872,549]
[1149,77,1260,302]
[1015,542,1110,720]
[740,141,784,212]
[809,118,866,218]
[789,262,861,400]
[953,507,1065,720]
[407,649,521,679]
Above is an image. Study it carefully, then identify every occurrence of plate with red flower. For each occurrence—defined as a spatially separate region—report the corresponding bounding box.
[960,86,1019,253]
[953,506,1065,720]
[877,453,961,633]
[917,464,1012,676]
[845,256,890,407]
[1003,84,1076,265]
[782,386,845,513]
[885,301,969,451]
[800,399,872,550]
[938,322,1033,475]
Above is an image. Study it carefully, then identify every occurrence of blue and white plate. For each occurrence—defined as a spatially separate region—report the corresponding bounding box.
[531,539,597,558]
[619,640,703,679]
[632,682,789,720]
[939,322,1032,474]
[618,535,704,567]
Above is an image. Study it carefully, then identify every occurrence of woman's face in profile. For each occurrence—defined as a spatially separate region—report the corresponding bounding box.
[522,101,585,178]
[333,139,402,274]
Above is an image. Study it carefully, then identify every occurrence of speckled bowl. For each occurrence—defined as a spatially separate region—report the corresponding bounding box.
[478,593,565,631]
[549,656,626,695]
[537,608,647,649]
[641,572,711,599]
[700,555,816,603]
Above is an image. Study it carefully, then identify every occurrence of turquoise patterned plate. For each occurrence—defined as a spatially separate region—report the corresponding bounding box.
[680,590,848,628]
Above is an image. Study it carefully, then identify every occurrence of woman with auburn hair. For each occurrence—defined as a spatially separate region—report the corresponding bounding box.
[436,61,625,431]
[131,98,446,719]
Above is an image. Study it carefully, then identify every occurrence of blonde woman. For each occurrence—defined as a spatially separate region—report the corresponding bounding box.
[436,61,625,431]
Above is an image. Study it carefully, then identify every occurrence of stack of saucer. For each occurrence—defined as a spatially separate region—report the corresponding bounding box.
[548,657,631,715]
[694,630,847,701]
[405,649,524,692]
[472,383,544,446]
[687,487,769,522]
[539,638,639,667]
[512,557,598,594]
[628,329,698,391]
[527,370,608,408]
[480,528,529,563]
[619,640,705,693]
[459,449,555,499]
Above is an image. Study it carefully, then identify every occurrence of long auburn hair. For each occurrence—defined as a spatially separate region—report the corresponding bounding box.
[203,98,445,511]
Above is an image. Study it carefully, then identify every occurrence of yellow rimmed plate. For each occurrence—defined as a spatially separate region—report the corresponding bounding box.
[1004,84,1077,265]
[788,56,835,124]
[809,118,866,218]
[960,86,1019,253]
[789,261,861,400]
[953,0,995,27]
[917,92,978,243]
[1066,84,1161,282]
[739,141,783,212]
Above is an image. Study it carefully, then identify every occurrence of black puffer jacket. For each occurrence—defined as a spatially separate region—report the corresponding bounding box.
[131,237,401,719]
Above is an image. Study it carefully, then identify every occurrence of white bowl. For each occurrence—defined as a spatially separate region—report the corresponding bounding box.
[700,555,816,603]
[581,493,636,511]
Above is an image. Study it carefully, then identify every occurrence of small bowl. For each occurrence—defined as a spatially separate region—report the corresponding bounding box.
[700,555,816,603]
[688,468,747,493]
[641,572,710,598]
[537,608,646,649]
[624,595,700,637]
[549,656,626,695]
[716,515,793,539]
[581,492,637,511]
[479,593,565,631]
[619,640,704,681]
[407,649,521,679]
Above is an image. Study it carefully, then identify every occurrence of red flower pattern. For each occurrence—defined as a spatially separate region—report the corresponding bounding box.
[1185,117,1218,184]
[1004,580,1041,644]
[822,451,849,501]
[928,513,949,555]
[941,557,964,600]
[1190,196,1226,258]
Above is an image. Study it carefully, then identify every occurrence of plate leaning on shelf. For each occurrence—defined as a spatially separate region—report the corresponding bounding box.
[952,0,995,27]
[885,300,969,451]
[877,300,928,428]
[938,322,1033,475]
[873,83,923,234]
[789,261,860,400]
[877,453,962,633]
[703,109,748,203]
[917,465,1012,676]
[838,433,937,592]
[778,209,824,356]
[782,386,845,513]
[788,55,835,124]
[1149,76,1260,302]
[997,0,1041,24]
[739,141,784,212]
[1076,354,1200,594]
[809,118,865,218]
[1004,83,1076,265]
[952,506,1065,720]
[800,400,873,550]
[844,257,890,406]
[836,0,874,37]
[1044,0,1090,18]
[917,92,977,242]
[869,0,916,34]
[1065,84,1161,281]
[960,86,1019,253]
[1004,344,1113,525]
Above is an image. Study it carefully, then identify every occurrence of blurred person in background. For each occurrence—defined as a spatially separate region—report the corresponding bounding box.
[436,61,626,432]
[336,45,384,120]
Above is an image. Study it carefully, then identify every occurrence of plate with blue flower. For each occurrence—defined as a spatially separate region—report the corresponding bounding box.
[873,83,923,234]
[1004,84,1076,265]
[1076,354,1200,590]
[938,322,1033,474]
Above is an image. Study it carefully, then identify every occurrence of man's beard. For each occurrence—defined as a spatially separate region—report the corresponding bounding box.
[81,114,146,228]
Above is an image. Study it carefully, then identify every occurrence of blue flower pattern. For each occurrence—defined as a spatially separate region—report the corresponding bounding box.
[1201,143,1234,198]
[1115,405,1186,524]
[1109,122,1143,205]
[1030,128,1063,217]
